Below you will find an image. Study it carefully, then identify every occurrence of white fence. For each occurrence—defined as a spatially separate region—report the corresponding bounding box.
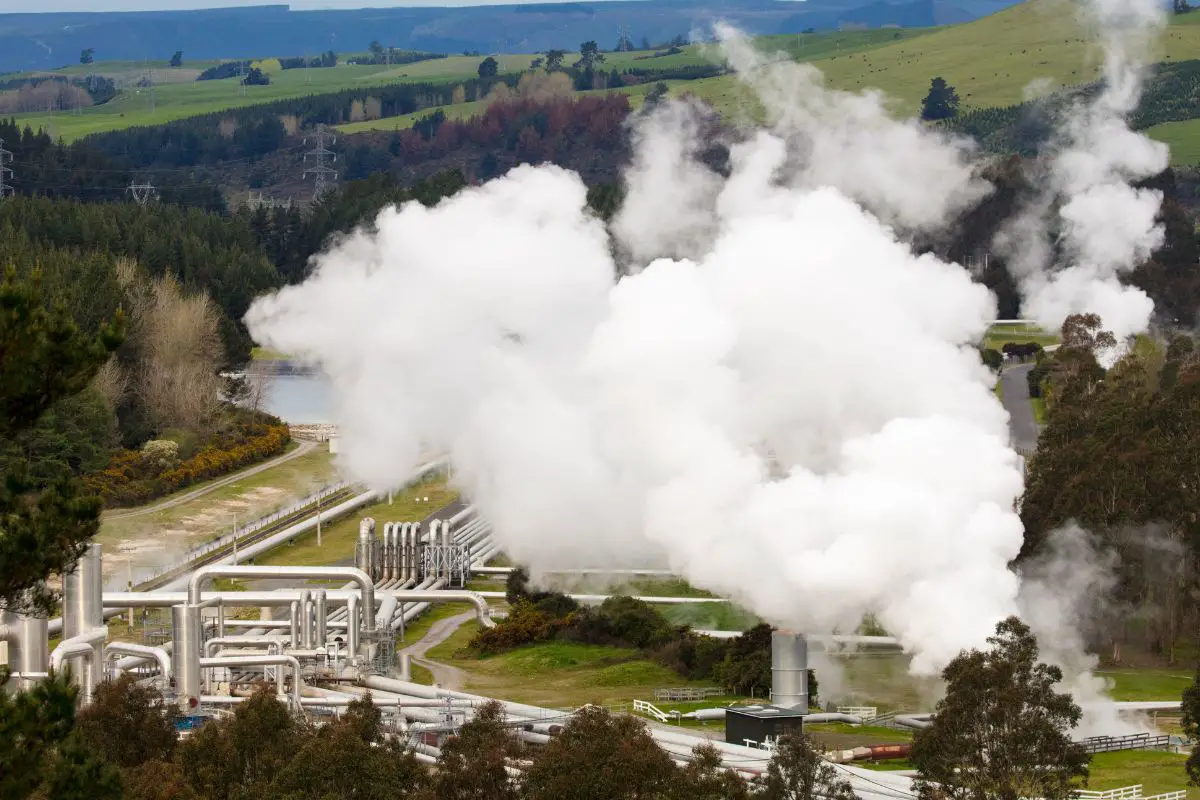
[633,700,672,723]
[138,481,351,585]
[837,706,878,722]
[654,687,723,702]
[1074,786,1187,800]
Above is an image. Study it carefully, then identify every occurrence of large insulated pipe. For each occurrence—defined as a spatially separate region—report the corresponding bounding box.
[186,565,376,637]
[289,601,301,648]
[50,628,106,704]
[355,518,374,578]
[771,629,809,711]
[381,523,393,582]
[62,544,104,695]
[399,522,410,581]
[299,590,312,649]
[105,642,171,684]
[442,519,453,581]
[172,604,203,710]
[200,655,302,708]
[2,611,49,692]
[314,590,328,646]
[347,595,360,662]
[105,589,496,629]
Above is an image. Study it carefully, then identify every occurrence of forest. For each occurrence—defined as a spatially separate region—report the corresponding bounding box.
[1020,314,1200,663]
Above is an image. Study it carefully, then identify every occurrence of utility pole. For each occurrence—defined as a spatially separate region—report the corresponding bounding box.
[127,180,158,205]
[239,61,248,97]
[0,138,13,199]
[316,490,322,547]
[302,124,338,202]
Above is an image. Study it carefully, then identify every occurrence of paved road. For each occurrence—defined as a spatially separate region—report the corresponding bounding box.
[999,362,1038,453]
[103,440,319,520]
[402,610,474,690]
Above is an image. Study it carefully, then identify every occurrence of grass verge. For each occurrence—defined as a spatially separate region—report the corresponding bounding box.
[1087,750,1195,798]
[253,476,456,567]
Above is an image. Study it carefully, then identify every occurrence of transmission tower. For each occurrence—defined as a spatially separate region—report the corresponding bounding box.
[127,180,159,206]
[239,61,248,97]
[0,138,14,199]
[302,125,338,201]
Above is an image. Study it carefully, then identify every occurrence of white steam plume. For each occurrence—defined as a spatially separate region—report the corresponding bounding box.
[248,110,1025,677]
[996,0,1168,341]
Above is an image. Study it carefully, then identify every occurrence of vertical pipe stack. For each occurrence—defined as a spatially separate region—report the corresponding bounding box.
[172,603,202,710]
[62,544,105,699]
[381,523,393,582]
[314,590,327,648]
[2,611,48,693]
[771,630,809,711]
[289,602,300,649]
[442,519,453,580]
[299,590,312,649]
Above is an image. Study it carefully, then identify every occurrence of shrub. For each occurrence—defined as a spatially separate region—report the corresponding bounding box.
[84,414,289,507]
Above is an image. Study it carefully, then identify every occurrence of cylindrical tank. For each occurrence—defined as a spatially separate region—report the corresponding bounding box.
[771,629,809,710]
[314,590,327,646]
[62,544,104,691]
[289,601,300,648]
[299,590,312,649]
[172,604,202,710]
[2,611,49,693]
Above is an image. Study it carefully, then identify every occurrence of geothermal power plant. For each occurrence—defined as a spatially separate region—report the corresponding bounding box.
[0,459,937,799]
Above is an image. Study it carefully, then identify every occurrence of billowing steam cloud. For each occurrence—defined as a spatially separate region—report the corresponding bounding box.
[249,116,1025,676]
[995,0,1168,341]
[247,0,1168,699]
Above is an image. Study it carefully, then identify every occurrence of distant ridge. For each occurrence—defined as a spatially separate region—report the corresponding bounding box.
[0,0,1020,73]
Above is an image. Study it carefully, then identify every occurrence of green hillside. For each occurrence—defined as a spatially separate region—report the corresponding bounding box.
[9,49,714,142]
[1147,117,1200,165]
[684,0,1200,117]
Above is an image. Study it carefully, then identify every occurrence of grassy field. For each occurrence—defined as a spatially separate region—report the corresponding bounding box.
[1096,668,1195,701]
[1088,751,1195,798]
[11,47,714,141]
[97,443,339,582]
[983,321,1061,350]
[1147,118,1200,166]
[253,475,456,567]
[426,630,716,708]
[684,0,1200,118]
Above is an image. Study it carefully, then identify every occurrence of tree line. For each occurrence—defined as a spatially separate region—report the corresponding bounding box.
[1020,314,1200,663]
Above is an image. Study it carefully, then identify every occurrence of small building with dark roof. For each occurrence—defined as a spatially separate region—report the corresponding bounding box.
[724,704,806,748]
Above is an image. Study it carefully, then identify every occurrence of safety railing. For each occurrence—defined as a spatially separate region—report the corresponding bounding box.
[1078,733,1171,755]
[653,687,723,702]
[633,699,672,722]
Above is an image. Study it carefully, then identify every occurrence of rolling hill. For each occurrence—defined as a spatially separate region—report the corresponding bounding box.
[682,0,1200,116]
[0,0,1017,75]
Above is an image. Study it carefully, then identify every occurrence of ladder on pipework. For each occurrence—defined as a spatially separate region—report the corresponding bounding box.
[371,623,396,674]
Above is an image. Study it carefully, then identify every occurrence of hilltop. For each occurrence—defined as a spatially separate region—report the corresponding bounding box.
[0,0,1016,75]
[682,0,1200,115]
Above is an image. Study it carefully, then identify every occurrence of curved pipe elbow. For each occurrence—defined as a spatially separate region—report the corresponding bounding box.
[104,642,172,678]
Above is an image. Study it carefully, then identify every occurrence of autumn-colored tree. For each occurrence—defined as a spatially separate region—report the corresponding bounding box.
[911,617,1087,800]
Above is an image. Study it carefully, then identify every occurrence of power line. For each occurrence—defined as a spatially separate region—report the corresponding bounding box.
[0,138,13,199]
[302,124,338,202]
[126,179,159,205]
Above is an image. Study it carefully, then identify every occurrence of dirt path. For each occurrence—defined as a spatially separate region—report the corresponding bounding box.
[402,610,474,691]
[103,440,318,521]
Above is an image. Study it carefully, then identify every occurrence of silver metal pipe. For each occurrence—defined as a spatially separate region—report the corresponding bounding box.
[443,519,453,580]
[347,595,360,662]
[187,566,376,637]
[314,590,327,646]
[172,604,203,710]
[105,642,171,682]
[289,601,300,648]
[203,637,282,658]
[398,522,409,581]
[224,618,348,630]
[771,629,809,710]
[50,628,106,704]
[299,590,312,649]
[398,652,412,682]
[2,611,49,693]
[200,655,302,709]
[106,589,493,629]
[381,522,393,582]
